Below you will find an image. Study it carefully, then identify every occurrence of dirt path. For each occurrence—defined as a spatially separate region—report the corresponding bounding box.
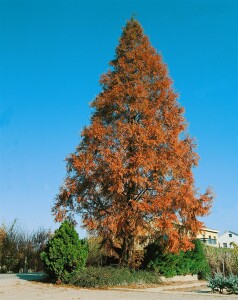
[1,274,237,300]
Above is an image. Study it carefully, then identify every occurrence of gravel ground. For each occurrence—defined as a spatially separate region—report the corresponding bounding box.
[1,273,238,300]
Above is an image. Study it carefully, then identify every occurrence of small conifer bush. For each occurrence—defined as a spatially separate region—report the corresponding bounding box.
[41,221,88,283]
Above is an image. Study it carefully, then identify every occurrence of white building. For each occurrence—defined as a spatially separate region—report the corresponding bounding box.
[218,231,238,248]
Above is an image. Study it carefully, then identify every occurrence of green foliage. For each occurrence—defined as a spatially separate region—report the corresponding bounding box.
[86,237,107,267]
[41,221,88,283]
[188,239,211,279]
[208,273,238,294]
[208,273,227,293]
[144,239,210,278]
[69,266,161,288]
[226,274,238,294]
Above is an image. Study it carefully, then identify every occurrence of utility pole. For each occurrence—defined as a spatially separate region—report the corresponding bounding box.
[24,256,27,273]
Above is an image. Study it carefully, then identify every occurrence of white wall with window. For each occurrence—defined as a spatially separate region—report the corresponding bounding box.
[218,231,238,248]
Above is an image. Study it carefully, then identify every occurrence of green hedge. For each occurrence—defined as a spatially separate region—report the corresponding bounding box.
[144,239,210,278]
[69,266,161,287]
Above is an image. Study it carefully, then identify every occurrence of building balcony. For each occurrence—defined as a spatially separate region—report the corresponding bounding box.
[199,238,218,246]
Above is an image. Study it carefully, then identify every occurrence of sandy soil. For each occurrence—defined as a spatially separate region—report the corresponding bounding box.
[1,274,237,300]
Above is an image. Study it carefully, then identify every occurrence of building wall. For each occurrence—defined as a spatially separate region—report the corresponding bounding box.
[197,228,219,247]
[219,231,238,248]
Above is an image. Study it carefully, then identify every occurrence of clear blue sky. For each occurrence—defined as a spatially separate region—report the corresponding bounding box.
[0,0,237,236]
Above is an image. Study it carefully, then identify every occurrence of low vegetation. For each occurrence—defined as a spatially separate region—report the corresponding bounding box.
[62,237,210,287]
[69,266,161,288]
[208,273,238,294]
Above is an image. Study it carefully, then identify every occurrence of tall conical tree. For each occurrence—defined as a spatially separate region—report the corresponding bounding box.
[53,18,214,266]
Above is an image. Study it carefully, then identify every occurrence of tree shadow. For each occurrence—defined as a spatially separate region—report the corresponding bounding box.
[16,272,48,282]
[195,290,210,294]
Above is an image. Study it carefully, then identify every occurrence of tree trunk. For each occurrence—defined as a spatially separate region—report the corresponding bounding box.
[119,235,134,266]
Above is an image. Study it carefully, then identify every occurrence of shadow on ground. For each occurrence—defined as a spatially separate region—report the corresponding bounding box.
[194,290,210,294]
[16,272,48,282]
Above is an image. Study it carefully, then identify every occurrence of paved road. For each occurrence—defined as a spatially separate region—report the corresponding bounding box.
[0,273,237,300]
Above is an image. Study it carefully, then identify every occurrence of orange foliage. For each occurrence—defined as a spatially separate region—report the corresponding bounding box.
[52,18,214,265]
[0,226,6,246]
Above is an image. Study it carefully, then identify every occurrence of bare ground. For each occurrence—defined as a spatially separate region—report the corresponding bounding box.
[1,273,238,300]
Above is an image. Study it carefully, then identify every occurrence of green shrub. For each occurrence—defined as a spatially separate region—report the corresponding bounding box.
[208,273,238,294]
[208,273,227,293]
[226,274,238,294]
[144,239,210,278]
[187,239,210,279]
[41,221,88,283]
[69,266,161,287]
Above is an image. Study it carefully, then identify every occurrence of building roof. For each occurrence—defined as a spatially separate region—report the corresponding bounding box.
[201,227,219,233]
[220,230,238,236]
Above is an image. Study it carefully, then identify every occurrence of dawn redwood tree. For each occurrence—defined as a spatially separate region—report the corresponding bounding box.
[53,18,214,266]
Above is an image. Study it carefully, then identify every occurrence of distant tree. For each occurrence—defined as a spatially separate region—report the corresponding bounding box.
[231,243,238,274]
[0,226,6,253]
[26,228,51,271]
[41,221,88,283]
[0,220,21,272]
[86,236,107,267]
[0,220,50,273]
[204,245,238,276]
[53,18,214,266]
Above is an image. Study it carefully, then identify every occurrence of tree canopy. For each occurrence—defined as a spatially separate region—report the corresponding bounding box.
[53,18,214,265]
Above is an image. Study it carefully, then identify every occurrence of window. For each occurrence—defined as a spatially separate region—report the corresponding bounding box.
[223,243,227,248]
[229,233,232,238]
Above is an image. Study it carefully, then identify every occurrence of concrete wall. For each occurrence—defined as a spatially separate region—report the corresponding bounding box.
[160,274,198,282]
